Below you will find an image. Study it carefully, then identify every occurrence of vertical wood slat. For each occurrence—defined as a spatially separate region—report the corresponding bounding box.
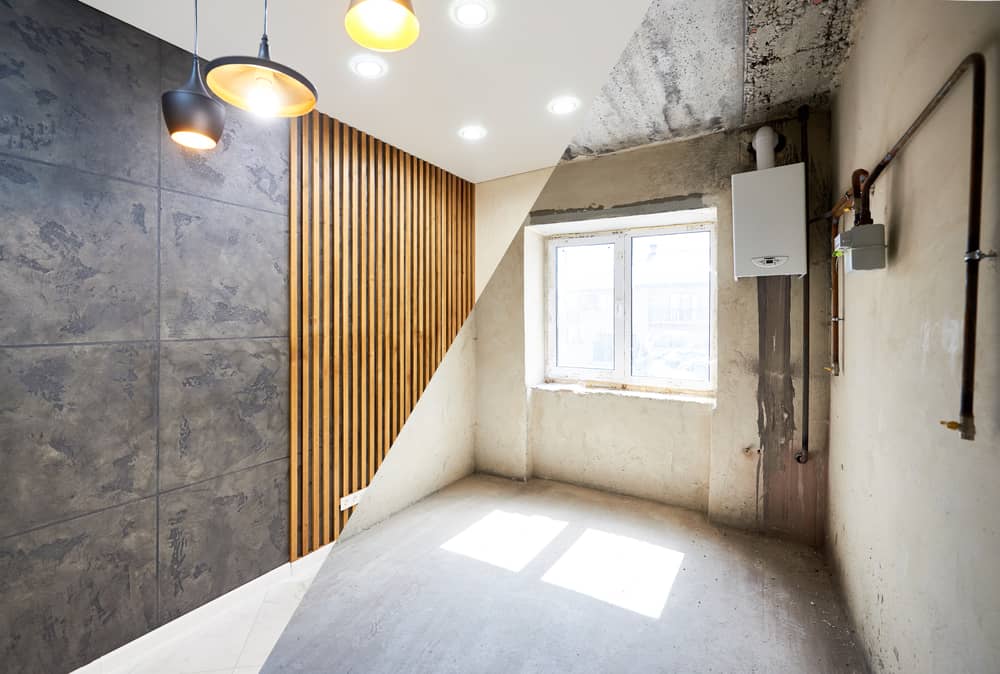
[311,111,321,554]
[300,114,312,560]
[289,118,300,562]
[289,112,475,558]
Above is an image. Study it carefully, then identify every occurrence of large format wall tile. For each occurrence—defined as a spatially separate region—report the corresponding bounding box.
[158,460,289,622]
[160,44,290,214]
[160,190,288,339]
[0,499,157,674]
[0,344,157,537]
[0,157,158,345]
[0,0,160,184]
[159,338,289,490]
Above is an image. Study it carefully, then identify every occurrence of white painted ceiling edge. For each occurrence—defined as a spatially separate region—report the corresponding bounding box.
[82,0,654,183]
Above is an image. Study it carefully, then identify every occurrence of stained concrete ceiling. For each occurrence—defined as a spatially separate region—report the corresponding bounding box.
[565,0,859,160]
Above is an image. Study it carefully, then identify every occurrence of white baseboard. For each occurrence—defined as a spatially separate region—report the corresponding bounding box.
[73,542,334,674]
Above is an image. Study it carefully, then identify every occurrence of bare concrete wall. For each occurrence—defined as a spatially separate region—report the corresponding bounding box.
[475,168,553,301]
[475,230,530,479]
[527,125,833,538]
[529,388,712,511]
[828,1,1000,671]
[342,316,478,539]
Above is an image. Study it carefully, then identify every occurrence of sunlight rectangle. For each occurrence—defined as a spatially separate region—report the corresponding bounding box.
[440,510,568,572]
[541,528,683,618]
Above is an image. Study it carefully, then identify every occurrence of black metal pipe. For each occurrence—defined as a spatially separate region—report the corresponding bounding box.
[850,53,989,440]
[958,53,987,440]
[796,105,810,465]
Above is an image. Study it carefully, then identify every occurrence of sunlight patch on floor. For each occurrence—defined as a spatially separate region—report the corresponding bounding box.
[541,528,683,618]
[440,509,568,572]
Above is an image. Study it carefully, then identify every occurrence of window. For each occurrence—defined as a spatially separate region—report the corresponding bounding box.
[545,222,714,392]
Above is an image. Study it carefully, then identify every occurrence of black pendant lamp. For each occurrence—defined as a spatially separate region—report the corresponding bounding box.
[205,0,317,118]
[162,0,225,150]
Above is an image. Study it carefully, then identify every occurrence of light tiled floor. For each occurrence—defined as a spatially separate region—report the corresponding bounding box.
[74,545,330,674]
[127,576,309,674]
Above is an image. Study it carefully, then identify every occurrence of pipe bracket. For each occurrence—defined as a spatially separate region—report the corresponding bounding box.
[964,249,997,262]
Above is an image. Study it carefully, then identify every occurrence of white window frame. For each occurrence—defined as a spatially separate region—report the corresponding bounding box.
[544,219,716,395]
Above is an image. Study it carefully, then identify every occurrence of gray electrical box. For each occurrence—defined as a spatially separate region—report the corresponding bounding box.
[834,223,886,271]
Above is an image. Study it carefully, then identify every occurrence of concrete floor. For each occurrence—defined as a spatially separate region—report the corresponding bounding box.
[265,476,866,673]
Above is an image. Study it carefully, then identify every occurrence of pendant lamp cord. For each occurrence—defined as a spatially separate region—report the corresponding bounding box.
[192,0,199,58]
[263,0,269,39]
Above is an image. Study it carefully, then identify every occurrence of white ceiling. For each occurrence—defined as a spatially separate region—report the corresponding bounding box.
[82,0,653,183]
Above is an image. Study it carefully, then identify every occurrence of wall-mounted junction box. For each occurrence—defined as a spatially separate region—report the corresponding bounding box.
[731,162,807,279]
[834,223,886,271]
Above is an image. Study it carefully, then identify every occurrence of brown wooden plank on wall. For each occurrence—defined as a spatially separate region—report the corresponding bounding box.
[289,118,300,562]
[322,115,332,544]
[288,112,475,558]
[310,111,322,553]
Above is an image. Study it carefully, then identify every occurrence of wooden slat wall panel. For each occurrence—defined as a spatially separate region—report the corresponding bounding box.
[289,113,475,560]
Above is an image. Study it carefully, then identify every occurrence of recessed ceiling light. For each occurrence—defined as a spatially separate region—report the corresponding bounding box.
[547,95,581,116]
[451,0,492,28]
[350,54,388,79]
[458,125,487,141]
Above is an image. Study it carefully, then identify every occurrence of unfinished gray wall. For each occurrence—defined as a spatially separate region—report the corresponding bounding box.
[342,315,478,540]
[0,0,290,670]
[514,119,833,541]
[828,0,1000,671]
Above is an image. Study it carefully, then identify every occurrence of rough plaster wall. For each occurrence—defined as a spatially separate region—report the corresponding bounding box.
[828,1,1000,672]
[475,229,530,479]
[474,167,554,301]
[529,389,712,511]
[0,1,289,670]
[341,316,478,539]
[533,133,758,521]
[532,125,832,535]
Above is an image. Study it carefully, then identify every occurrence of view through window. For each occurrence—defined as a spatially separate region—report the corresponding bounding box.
[546,224,713,391]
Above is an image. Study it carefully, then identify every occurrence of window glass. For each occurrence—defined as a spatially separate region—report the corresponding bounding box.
[630,231,711,382]
[556,243,615,370]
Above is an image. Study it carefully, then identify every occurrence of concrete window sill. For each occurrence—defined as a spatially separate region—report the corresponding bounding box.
[531,382,716,407]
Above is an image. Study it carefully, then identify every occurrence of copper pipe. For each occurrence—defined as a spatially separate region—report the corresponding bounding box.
[829,53,991,440]
[829,215,841,377]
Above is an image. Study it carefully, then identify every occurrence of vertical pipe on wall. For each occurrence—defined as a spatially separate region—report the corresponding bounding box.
[796,106,811,465]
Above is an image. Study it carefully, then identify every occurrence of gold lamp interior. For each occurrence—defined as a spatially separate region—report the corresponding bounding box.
[206,60,317,118]
[345,0,420,52]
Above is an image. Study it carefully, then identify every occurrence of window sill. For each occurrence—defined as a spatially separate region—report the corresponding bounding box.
[531,382,716,407]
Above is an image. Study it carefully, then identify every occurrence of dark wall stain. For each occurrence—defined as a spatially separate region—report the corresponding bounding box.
[756,276,796,530]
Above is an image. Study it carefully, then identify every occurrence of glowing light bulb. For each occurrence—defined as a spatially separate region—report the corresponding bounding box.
[345,0,420,52]
[458,125,487,141]
[350,54,388,79]
[547,96,581,116]
[171,131,217,150]
[247,77,279,117]
[454,2,489,27]
[355,0,408,38]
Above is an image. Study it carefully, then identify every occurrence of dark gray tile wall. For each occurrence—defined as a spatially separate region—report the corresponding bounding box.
[0,1,290,671]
